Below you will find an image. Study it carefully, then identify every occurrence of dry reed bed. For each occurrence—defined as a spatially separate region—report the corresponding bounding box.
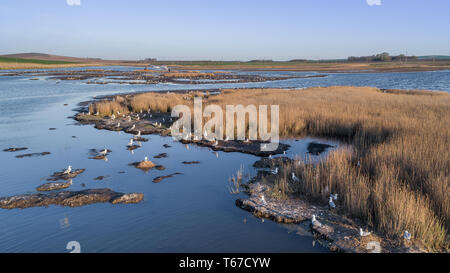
[88,86,449,250]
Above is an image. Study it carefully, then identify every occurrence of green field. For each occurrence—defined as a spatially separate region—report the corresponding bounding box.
[0,56,77,65]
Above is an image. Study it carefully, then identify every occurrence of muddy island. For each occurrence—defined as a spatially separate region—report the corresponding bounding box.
[0,188,144,209]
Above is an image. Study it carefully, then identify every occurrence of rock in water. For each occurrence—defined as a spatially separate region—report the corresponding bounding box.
[47,168,85,181]
[36,181,72,191]
[110,193,144,204]
[0,189,144,209]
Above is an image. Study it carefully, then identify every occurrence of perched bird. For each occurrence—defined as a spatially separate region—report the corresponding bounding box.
[292,172,300,182]
[359,228,372,237]
[144,156,149,162]
[95,111,99,116]
[128,116,132,122]
[330,193,338,200]
[116,123,121,128]
[127,139,134,147]
[213,140,218,146]
[244,138,249,143]
[63,165,72,174]
[311,215,322,227]
[261,195,267,205]
[130,124,135,130]
[271,167,278,175]
[329,196,336,208]
[224,136,230,141]
[404,230,411,240]
[111,114,115,120]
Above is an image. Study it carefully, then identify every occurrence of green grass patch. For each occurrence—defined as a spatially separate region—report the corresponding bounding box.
[0,57,77,65]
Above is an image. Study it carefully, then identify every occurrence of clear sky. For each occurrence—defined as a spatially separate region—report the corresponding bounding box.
[1,0,449,60]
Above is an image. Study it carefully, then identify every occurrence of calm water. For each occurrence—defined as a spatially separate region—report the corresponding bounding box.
[0,67,449,252]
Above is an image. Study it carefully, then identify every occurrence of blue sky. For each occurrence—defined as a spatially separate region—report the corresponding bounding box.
[1,0,449,60]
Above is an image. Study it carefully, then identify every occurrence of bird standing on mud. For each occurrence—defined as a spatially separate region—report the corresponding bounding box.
[63,165,72,174]
[329,196,336,208]
[311,215,322,227]
[359,228,371,237]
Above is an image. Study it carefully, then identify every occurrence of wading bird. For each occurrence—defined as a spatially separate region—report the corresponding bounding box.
[292,172,299,182]
[127,139,134,147]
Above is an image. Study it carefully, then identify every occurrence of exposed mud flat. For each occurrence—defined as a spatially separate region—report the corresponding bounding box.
[36,181,72,191]
[180,139,290,157]
[152,172,183,183]
[154,153,168,158]
[15,152,51,158]
[3,147,28,152]
[181,161,200,165]
[75,111,172,136]
[75,106,290,157]
[307,142,335,155]
[129,161,165,172]
[0,189,144,209]
[1,69,325,85]
[47,169,85,181]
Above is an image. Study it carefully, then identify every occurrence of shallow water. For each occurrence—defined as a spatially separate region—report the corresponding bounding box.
[0,67,448,252]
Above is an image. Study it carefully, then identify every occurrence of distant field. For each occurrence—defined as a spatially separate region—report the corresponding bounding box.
[0,56,76,65]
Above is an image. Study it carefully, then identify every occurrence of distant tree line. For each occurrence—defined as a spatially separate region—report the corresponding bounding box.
[348,52,417,62]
